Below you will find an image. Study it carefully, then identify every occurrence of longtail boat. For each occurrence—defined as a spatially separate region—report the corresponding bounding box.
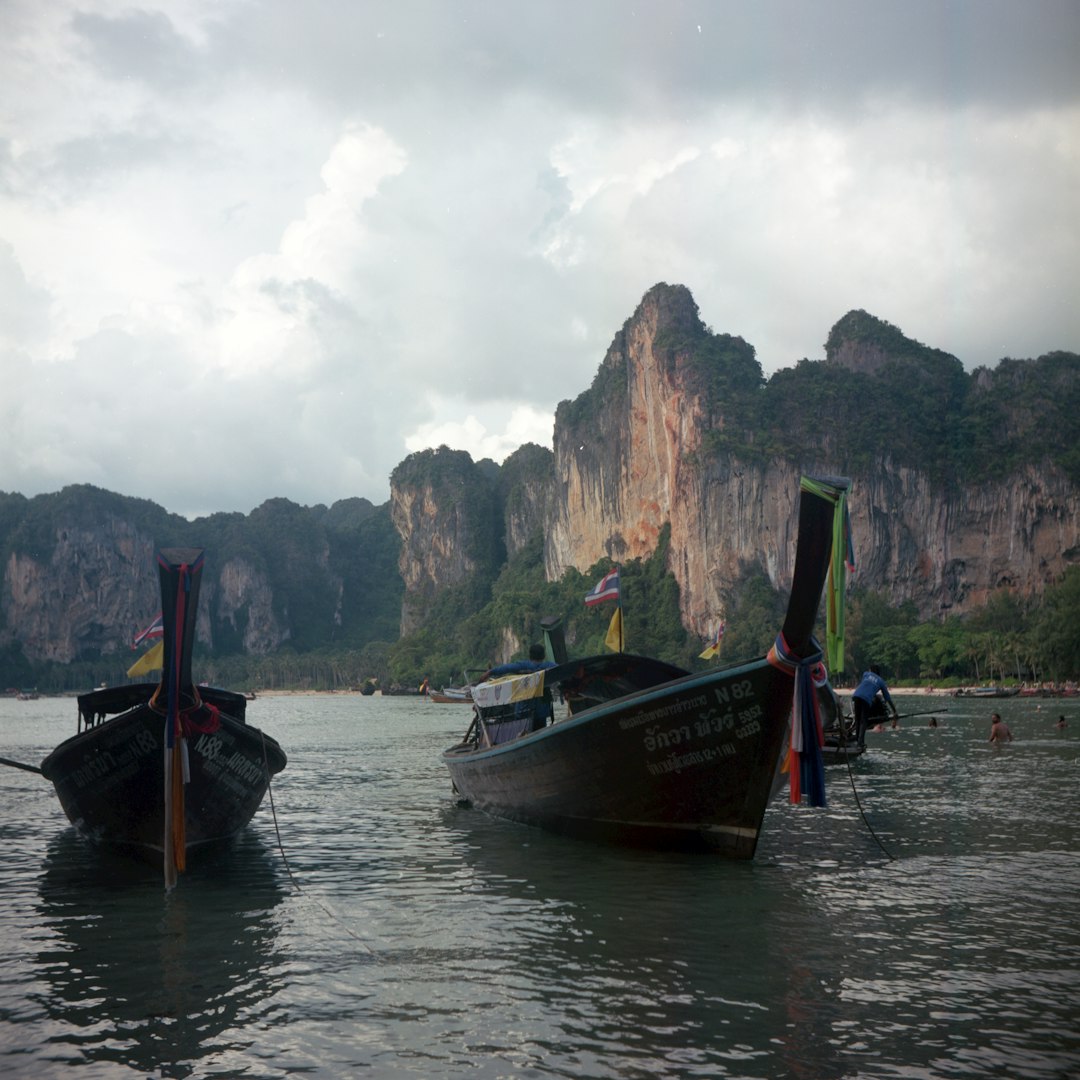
[443,476,849,858]
[821,689,866,765]
[428,685,474,704]
[40,548,287,887]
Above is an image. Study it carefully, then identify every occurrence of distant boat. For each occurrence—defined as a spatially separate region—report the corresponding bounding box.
[429,685,473,704]
[40,548,287,887]
[443,476,847,858]
[820,690,866,764]
[953,686,1020,698]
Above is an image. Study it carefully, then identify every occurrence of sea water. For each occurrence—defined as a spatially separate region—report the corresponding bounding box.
[1,692,1078,1079]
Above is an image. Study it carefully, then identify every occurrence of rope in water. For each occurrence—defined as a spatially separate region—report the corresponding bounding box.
[258,729,379,955]
[834,723,895,861]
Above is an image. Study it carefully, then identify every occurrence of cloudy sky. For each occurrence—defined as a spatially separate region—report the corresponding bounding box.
[2,0,1078,518]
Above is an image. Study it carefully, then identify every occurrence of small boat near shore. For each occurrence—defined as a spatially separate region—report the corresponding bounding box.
[443,476,847,858]
[428,686,474,704]
[39,548,287,886]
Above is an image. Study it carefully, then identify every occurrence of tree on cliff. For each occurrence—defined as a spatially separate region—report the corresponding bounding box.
[1031,567,1080,682]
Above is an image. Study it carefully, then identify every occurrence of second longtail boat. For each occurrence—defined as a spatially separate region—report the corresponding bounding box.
[443,476,849,858]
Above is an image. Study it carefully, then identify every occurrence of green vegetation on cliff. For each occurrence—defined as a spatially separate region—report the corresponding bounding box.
[379,523,696,689]
[839,568,1080,687]
[764,313,1075,481]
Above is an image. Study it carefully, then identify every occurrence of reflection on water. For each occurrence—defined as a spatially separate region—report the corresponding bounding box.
[28,831,288,1078]
[2,693,1079,1078]
[433,808,853,1078]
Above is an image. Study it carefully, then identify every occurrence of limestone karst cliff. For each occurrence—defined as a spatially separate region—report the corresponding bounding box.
[389,448,505,636]
[3,285,1077,678]
[0,487,399,669]
[390,284,1080,640]
[541,284,1080,634]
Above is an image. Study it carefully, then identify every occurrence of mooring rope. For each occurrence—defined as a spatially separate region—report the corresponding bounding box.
[258,729,380,955]
[837,731,895,861]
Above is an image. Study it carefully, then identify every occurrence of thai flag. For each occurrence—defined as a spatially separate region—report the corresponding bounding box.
[585,567,620,606]
[133,613,164,648]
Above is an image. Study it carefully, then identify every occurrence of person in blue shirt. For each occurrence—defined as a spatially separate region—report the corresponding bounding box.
[851,666,896,748]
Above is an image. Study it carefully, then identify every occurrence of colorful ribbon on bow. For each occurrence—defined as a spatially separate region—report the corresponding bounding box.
[768,632,828,807]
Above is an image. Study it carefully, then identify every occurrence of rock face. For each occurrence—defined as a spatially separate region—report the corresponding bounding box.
[387,283,1079,641]
[0,487,389,666]
[4,286,1077,669]
[535,285,1080,633]
[213,557,287,655]
[0,523,286,664]
[547,284,706,575]
[850,462,1080,615]
[498,443,554,559]
[2,518,158,664]
[390,447,504,636]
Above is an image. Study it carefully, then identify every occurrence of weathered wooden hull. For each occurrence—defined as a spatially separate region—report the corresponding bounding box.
[444,655,795,858]
[41,703,287,857]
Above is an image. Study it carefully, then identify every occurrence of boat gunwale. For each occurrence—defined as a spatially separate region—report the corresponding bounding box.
[443,652,778,763]
[41,700,287,779]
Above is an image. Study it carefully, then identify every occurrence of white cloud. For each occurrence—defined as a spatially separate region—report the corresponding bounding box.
[0,0,1077,517]
[405,402,555,463]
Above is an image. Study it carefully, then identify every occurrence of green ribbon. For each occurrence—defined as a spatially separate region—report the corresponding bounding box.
[800,477,852,674]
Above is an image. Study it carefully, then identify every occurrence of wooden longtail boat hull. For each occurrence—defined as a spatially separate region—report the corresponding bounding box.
[41,701,286,856]
[445,656,793,856]
[40,548,286,871]
[443,476,846,858]
[821,739,864,765]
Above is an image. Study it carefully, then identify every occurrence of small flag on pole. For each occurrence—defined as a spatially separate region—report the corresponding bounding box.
[133,613,164,648]
[584,567,620,606]
[699,621,725,660]
[604,607,624,653]
[127,639,164,678]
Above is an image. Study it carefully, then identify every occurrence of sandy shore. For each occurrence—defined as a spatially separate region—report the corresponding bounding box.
[834,686,948,696]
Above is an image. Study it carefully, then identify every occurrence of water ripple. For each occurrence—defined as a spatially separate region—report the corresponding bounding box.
[2,694,1079,1077]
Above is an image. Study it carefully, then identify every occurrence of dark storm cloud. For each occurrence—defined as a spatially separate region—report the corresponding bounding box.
[192,0,1080,114]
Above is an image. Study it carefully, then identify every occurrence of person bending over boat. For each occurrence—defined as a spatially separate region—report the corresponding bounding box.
[989,712,1013,743]
[851,666,897,748]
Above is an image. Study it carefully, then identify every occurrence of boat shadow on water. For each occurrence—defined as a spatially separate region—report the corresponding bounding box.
[32,828,289,1078]
[434,800,855,1078]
